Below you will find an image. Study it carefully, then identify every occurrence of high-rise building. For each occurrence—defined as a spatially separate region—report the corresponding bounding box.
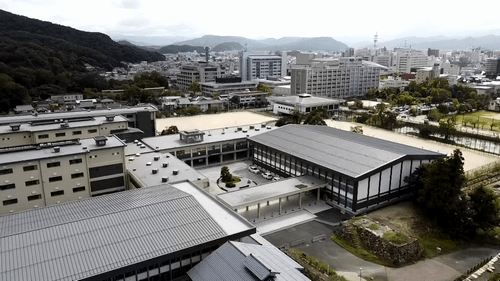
[239,51,287,81]
[394,49,429,74]
[485,58,500,79]
[290,53,383,98]
[177,63,228,91]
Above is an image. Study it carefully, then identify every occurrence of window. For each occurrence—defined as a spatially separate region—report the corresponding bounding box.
[3,199,17,206]
[71,172,84,179]
[51,190,64,197]
[73,186,85,193]
[55,132,66,137]
[0,183,15,191]
[28,194,42,201]
[69,158,83,165]
[90,176,124,192]
[89,164,123,178]
[0,168,13,175]
[47,162,61,168]
[49,176,62,182]
[23,165,38,172]
[72,131,82,135]
[38,134,49,139]
[25,179,40,186]
[88,129,97,134]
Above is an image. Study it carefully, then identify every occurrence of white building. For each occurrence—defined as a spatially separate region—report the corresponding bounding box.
[379,77,410,90]
[394,49,430,74]
[177,63,228,91]
[270,93,340,116]
[239,51,287,81]
[291,53,384,98]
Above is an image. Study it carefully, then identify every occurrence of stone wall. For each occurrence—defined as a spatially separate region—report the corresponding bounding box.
[338,220,423,267]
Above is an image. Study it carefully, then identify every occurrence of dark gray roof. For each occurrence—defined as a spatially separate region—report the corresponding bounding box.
[0,185,230,281]
[187,241,308,281]
[249,125,444,179]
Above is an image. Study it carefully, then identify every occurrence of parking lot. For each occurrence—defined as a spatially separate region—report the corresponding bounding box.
[196,160,277,194]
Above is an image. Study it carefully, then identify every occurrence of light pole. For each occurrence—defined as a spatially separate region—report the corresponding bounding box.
[359,267,362,281]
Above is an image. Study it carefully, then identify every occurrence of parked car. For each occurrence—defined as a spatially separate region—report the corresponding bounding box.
[248,165,260,174]
[272,176,281,181]
[261,172,273,180]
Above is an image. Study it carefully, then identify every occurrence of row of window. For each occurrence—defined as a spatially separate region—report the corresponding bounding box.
[38,128,101,140]
[2,187,86,206]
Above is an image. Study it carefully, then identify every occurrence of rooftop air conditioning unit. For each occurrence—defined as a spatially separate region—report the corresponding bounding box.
[154,156,160,161]
[162,177,169,183]
[152,168,159,174]
[173,169,179,175]
[53,147,61,153]
[162,162,169,168]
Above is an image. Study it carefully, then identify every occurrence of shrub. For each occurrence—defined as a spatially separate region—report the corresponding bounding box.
[369,224,379,230]
[225,182,235,188]
[383,232,411,245]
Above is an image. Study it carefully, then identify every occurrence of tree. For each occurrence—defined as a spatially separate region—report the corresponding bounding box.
[437,118,457,142]
[275,116,289,127]
[256,83,272,95]
[161,125,179,135]
[469,185,500,231]
[289,109,305,124]
[417,149,466,226]
[375,103,387,126]
[220,166,233,183]
[303,108,328,125]
[189,81,201,93]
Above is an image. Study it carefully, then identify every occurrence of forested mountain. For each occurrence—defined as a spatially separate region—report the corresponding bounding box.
[158,45,206,54]
[0,9,166,113]
[172,35,349,52]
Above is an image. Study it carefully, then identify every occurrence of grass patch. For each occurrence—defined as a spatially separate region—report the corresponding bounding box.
[288,249,348,281]
[383,232,412,245]
[350,215,366,223]
[369,223,379,230]
[488,273,500,281]
[418,231,460,258]
[331,234,390,267]
[450,110,500,131]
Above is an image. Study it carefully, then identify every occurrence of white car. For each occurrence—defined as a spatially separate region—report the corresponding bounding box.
[248,165,260,174]
[261,172,273,180]
[272,176,281,181]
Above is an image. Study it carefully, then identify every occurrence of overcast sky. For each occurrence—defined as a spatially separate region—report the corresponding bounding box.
[1,0,499,43]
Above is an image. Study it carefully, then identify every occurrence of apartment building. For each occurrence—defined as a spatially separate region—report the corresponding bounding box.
[240,51,287,81]
[0,105,158,137]
[0,115,128,149]
[0,136,126,215]
[485,58,500,79]
[291,53,382,98]
[394,49,430,74]
[177,63,228,91]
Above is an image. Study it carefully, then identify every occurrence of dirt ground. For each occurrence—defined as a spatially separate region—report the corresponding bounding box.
[156,111,277,132]
[366,201,426,238]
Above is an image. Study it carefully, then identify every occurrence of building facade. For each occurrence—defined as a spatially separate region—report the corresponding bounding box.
[291,54,382,98]
[270,93,340,116]
[394,49,429,74]
[0,136,126,215]
[177,63,228,91]
[248,125,444,214]
[239,51,287,81]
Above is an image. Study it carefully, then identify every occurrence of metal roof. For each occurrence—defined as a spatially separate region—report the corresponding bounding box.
[0,184,233,281]
[249,125,444,179]
[187,241,309,281]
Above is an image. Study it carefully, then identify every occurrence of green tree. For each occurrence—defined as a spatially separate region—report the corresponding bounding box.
[256,83,272,95]
[303,108,328,125]
[437,118,457,142]
[220,166,232,183]
[161,125,179,135]
[289,109,304,124]
[0,74,30,113]
[417,149,466,225]
[189,81,201,93]
[469,185,500,231]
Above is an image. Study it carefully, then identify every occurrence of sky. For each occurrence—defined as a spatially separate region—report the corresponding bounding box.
[1,0,500,43]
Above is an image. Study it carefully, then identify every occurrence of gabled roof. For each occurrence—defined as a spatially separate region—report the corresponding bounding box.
[249,125,444,179]
[0,184,242,281]
[187,241,309,281]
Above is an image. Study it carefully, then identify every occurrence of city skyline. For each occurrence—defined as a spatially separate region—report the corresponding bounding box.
[1,0,500,44]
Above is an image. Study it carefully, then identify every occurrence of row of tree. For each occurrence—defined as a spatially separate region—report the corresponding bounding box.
[275,108,329,127]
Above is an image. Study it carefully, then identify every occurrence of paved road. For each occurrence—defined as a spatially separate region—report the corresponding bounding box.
[264,220,500,281]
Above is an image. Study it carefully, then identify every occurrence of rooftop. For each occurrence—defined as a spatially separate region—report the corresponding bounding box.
[0,135,126,165]
[0,105,157,125]
[270,95,341,107]
[0,183,255,281]
[249,125,444,179]
[126,152,208,186]
[136,125,276,154]
[188,241,308,281]
[0,115,128,135]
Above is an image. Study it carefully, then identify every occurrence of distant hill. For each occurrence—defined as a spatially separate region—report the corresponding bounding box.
[353,35,500,50]
[111,35,195,46]
[172,35,349,52]
[158,45,206,54]
[0,9,165,70]
[212,42,244,52]
[117,40,134,46]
